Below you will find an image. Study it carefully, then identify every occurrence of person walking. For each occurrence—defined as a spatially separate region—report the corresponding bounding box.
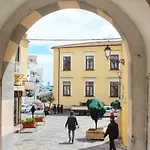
[104,115,119,150]
[65,111,79,144]
[44,106,49,116]
[53,104,56,114]
[31,105,36,118]
[60,105,63,114]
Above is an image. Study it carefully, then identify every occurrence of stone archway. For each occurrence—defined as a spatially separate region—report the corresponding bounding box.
[0,1,147,150]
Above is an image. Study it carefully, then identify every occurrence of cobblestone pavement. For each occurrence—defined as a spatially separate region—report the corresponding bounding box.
[14,115,126,150]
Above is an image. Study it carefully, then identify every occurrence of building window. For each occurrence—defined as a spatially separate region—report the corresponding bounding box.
[85,82,94,97]
[86,56,94,70]
[63,81,71,96]
[110,55,119,70]
[63,56,71,71]
[110,82,118,97]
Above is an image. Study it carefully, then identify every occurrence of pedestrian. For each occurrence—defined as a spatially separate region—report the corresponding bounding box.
[44,106,49,116]
[30,105,36,118]
[65,111,79,144]
[60,105,63,113]
[104,115,119,150]
[53,104,56,114]
[57,104,60,113]
[110,110,114,117]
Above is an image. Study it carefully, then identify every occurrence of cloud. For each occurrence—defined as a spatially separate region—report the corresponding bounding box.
[99,24,120,38]
[27,9,120,45]
[27,9,121,84]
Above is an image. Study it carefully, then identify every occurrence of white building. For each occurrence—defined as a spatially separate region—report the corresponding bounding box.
[28,55,43,84]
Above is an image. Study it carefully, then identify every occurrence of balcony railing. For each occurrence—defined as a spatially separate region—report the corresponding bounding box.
[14,61,25,74]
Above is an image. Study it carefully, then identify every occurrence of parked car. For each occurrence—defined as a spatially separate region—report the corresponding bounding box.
[21,104,27,113]
[21,104,31,113]
[103,105,117,117]
[28,104,38,110]
[37,104,43,110]
[21,104,37,113]
[34,102,43,110]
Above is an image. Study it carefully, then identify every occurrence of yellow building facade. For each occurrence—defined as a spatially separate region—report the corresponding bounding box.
[53,41,123,107]
[14,35,29,125]
[53,41,128,146]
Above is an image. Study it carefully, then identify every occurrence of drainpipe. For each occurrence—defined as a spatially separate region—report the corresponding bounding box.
[146,73,150,150]
[118,76,121,99]
[58,48,60,105]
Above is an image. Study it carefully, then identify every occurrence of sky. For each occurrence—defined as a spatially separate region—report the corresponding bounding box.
[27,9,120,85]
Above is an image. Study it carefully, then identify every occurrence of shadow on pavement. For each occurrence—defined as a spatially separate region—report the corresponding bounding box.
[78,140,127,150]
[76,138,104,143]
[59,142,73,145]
[18,131,35,134]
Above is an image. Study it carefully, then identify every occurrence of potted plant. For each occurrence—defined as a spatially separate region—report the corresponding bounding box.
[34,115,44,122]
[86,98,106,140]
[20,118,36,128]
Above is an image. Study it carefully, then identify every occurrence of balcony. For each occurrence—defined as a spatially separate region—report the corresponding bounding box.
[14,61,25,75]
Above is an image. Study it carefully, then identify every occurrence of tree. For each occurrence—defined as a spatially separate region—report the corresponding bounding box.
[87,98,106,129]
[111,99,121,110]
[41,94,55,108]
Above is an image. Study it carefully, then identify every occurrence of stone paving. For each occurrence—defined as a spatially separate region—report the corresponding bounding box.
[14,114,126,150]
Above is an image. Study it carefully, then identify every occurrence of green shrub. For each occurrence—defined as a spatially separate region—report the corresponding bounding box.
[20,118,35,124]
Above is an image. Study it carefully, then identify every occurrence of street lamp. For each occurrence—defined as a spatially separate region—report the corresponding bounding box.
[104,45,125,65]
[104,45,111,59]
[117,71,122,99]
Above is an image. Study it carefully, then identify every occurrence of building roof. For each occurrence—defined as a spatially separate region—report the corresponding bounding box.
[52,40,122,49]
[28,55,37,59]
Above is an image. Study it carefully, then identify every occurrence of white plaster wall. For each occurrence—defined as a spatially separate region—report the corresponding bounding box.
[112,0,150,73]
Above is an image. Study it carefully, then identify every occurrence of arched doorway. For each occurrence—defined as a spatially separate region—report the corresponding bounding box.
[0,1,147,150]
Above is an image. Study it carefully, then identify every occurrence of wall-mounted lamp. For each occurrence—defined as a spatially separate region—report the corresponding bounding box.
[104,45,125,65]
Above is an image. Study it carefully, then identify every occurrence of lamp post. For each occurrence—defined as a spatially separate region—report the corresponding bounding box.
[104,45,125,65]
[117,71,122,99]
[104,45,124,100]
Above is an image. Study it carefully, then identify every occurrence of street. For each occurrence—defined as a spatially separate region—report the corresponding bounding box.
[14,113,126,150]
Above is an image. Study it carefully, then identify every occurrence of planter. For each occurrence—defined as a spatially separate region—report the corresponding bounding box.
[86,128,104,140]
[22,123,36,128]
[34,117,44,122]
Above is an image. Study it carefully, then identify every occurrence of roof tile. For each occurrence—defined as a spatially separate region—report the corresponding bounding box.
[52,40,122,49]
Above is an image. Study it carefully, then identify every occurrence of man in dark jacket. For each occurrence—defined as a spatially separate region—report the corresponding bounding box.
[65,111,79,144]
[53,104,56,114]
[31,105,36,118]
[104,115,119,150]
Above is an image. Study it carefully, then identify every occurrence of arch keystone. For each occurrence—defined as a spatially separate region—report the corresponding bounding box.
[58,1,80,9]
